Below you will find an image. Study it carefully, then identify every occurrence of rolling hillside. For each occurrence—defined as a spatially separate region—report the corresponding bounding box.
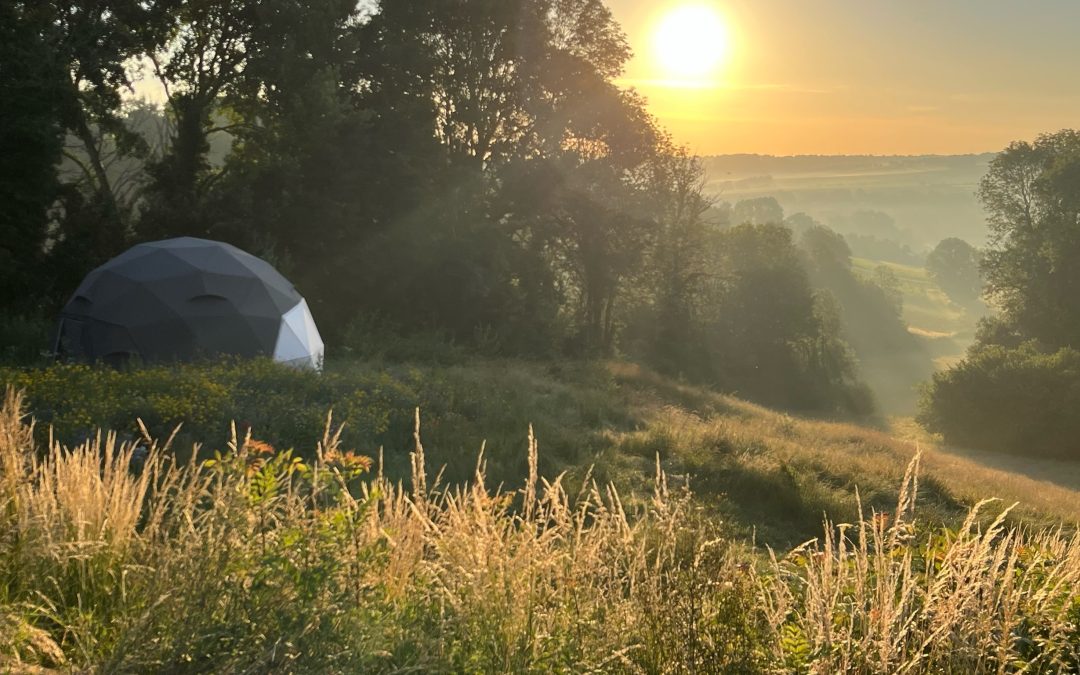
[3,358,1072,550]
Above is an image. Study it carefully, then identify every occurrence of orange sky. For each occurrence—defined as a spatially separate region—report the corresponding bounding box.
[607,0,1080,155]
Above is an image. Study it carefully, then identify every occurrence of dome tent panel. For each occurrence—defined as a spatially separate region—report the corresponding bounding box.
[113,249,202,282]
[78,269,137,305]
[274,299,324,370]
[91,284,188,328]
[67,318,140,362]
[176,315,262,357]
[189,272,260,302]
[126,316,200,360]
[167,243,249,277]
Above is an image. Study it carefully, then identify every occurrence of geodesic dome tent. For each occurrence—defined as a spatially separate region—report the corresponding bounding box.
[54,237,324,369]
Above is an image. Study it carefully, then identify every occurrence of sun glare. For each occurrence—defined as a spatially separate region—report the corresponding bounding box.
[653,4,731,81]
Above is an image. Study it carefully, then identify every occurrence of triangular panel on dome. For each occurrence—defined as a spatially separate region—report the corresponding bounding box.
[273,299,324,370]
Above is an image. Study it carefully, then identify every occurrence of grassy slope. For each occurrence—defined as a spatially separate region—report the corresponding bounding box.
[355,359,1079,549]
[850,257,981,370]
[602,363,1079,543]
[6,357,1076,552]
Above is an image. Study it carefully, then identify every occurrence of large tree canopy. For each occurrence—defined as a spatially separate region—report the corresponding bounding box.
[979,130,1080,347]
[925,237,983,308]
[922,130,1080,457]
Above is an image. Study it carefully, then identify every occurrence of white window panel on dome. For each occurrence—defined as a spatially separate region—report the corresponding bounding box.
[273,299,324,370]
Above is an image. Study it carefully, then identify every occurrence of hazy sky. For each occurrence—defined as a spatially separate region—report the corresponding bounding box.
[607,0,1080,155]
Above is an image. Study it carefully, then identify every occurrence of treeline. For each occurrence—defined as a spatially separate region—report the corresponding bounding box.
[920,130,1080,457]
[2,0,896,415]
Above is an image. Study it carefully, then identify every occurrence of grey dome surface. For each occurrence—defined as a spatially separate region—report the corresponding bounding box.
[55,237,324,368]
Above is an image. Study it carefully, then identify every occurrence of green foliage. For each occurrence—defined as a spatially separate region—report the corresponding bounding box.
[0,315,52,366]
[0,4,65,312]
[0,358,646,493]
[919,342,1080,458]
[2,377,1079,672]
[979,129,1080,348]
[626,212,872,416]
[926,237,983,307]
[701,224,870,415]
[923,130,1080,456]
[0,0,883,419]
[732,196,784,225]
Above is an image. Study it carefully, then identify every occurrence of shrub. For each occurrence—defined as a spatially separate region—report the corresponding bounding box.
[918,343,1080,457]
[0,314,52,366]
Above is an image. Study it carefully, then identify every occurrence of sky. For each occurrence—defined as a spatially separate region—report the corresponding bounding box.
[606,0,1080,156]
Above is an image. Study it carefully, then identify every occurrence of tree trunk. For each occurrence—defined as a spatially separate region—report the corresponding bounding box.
[70,104,122,229]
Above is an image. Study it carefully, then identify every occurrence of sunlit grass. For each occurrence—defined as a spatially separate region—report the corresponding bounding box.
[3,374,1080,672]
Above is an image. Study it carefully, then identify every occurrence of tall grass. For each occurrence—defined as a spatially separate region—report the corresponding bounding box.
[0,388,764,672]
[759,454,1080,673]
[1,386,1079,673]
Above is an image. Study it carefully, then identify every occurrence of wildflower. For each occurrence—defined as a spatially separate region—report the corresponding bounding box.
[325,449,373,473]
[244,439,276,456]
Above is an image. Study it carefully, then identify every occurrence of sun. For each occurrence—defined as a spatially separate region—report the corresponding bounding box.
[653,4,731,80]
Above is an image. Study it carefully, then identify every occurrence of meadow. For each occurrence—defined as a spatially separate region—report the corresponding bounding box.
[3,358,1080,672]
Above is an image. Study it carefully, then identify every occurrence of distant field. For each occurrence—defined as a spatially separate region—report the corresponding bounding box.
[702,154,991,243]
[851,257,968,333]
[851,256,978,370]
[701,154,992,248]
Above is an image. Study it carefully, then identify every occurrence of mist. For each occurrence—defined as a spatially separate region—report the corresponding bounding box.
[701,154,992,414]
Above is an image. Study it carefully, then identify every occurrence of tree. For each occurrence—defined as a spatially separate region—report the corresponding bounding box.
[1,1,174,310]
[784,212,822,237]
[978,130,1080,348]
[24,1,172,228]
[873,265,903,315]
[354,0,654,353]
[193,0,382,334]
[925,238,983,308]
[800,224,852,278]
[139,1,261,238]
[638,145,715,370]
[700,224,867,413]
[732,196,783,226]
[0,3,65,310]
[846,209,904,241]
[922,130,1080,455]
[919,343,1080,458]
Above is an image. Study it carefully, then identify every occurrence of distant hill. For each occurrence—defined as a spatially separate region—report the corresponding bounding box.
[702,154,994,249]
